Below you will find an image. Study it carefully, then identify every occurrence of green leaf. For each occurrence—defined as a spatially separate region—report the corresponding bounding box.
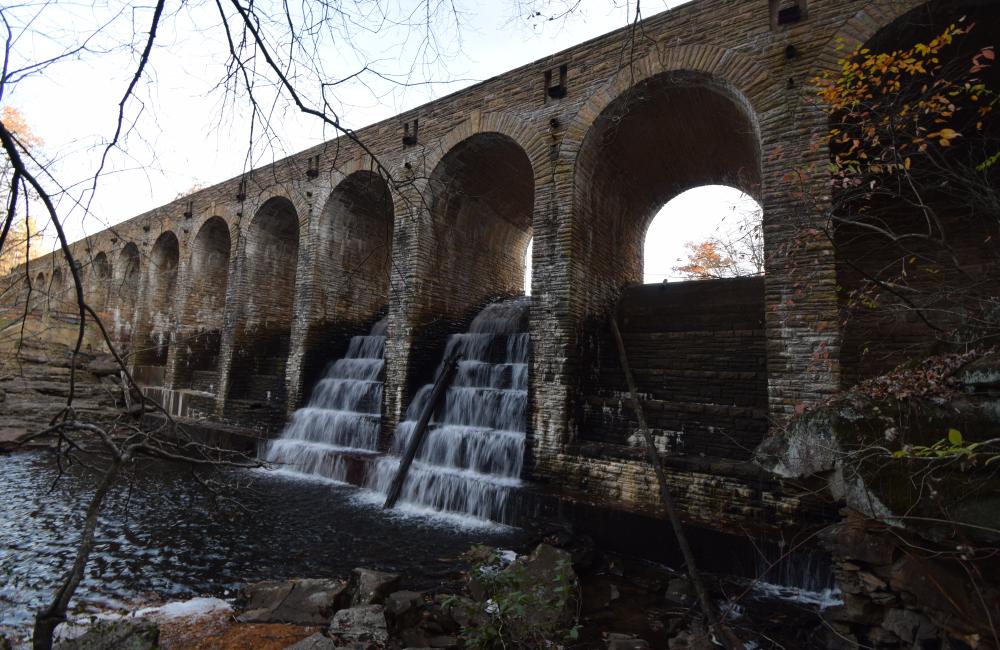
[948,428,963,446]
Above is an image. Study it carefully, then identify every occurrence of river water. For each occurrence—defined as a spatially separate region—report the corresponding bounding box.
[0,451,527,641]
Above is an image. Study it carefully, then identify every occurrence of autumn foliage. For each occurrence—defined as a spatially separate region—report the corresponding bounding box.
[815,20,999,378]
[0,106,44,276]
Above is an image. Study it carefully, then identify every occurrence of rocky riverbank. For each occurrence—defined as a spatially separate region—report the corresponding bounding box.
[31,535,850,650]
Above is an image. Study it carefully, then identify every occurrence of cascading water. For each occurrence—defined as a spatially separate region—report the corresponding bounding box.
[368,297,529,524]
[262,318,387,481]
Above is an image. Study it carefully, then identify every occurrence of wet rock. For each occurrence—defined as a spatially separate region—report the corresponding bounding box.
[239,578,348,625]
[350,568,400,606]
[283,632,338,650]
[86,355,120,378]
[882,608,936,644]
[666,628,713,650]
[663,577,694,607]
[399,626,431,647]
[436,594,481,631]
[582,580,621,612]
[55,619,159,650]
[329,605,389,645]
[427,635,458,648]
[491,543,578,631]
[384,590,424,630]
[606,632,651,649]
[820,520,896,566]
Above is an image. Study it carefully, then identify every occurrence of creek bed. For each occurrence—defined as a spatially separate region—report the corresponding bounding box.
[0,450,528,641]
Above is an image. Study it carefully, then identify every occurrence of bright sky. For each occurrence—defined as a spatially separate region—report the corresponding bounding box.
[3,0,759,282]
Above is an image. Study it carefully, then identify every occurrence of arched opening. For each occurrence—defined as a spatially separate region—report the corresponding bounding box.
[134,231,179,371]
[174,217,231,392]
[407,132,534,395]
[832,0,1000,385]
[643,186,763,284]
[300,171,394,404]
[31,272,46,312]
[227,197,299,413]
[572,72,768,460]
[90,252,111,311]
[48,267,65,314]
[113,243,141,338]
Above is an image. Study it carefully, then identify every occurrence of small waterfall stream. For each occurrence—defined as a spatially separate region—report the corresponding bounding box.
[262,318,387,481]
[368,297,530,523]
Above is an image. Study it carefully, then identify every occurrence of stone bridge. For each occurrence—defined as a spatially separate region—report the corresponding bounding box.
[4,0,984,535]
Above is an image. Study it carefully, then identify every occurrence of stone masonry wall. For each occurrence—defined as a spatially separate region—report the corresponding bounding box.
[4,0,943,530]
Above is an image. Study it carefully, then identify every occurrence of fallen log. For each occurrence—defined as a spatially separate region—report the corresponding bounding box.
[610,309,738,649]
[383,349,461,509]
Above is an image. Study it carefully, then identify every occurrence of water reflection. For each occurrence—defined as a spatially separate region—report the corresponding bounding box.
[0,451,525,638]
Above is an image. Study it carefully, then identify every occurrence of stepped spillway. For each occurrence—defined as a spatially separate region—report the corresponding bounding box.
[262,318,387,481]
[368,297,529,523]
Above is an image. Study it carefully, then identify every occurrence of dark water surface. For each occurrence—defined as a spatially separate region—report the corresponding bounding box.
[0,451,527,638]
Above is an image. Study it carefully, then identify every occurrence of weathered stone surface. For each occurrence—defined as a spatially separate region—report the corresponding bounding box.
[329,605,388,645]
[882,608,936,645]
[239,578,348,625]
[2,0,940,542]
[606,632,651,649]
[383,590,424,630]
[282,632,338,650]
[86,355,121,378]
[55,619,159,650]
[349,569,400,606]
[663,577,694,607]
[497,543,578,630]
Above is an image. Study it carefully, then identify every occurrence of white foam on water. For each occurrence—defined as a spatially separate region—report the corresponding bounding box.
[367,298,530,524]
[261,318,387,482]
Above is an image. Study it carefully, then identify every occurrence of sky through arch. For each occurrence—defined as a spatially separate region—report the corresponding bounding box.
[643,185,763,284]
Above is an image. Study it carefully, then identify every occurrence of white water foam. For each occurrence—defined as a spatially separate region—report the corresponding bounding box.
[367,298,530,524]
[262,318,387,480]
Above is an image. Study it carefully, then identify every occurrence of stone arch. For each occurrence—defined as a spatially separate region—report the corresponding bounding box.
[386,127,535,420]
[417,131,535,326]
[31,271,46,312]
[135,231,179,369]
[571,68,763,314]
[561,44,772,164]
[418,111,548,185]
[317,170,394,318]
[48,267,65,313]
[112,242,142,337]
[296,170,396,399]
[174,216,231,390]
[90,251,111,311]
[568,64,768,459]
[813,0,928,76]
[227,196,300,406]
[827,0,1000,385]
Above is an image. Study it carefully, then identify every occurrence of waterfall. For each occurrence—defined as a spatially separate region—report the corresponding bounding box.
[367,297,529,524]
[752,546,842,608]
[262,318,387,481]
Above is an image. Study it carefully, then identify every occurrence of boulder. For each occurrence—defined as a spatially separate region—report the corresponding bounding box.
[329,605,389,645]
[86,355,120,378]
[54,619,159,650]
[497,543,578,630]
[663,577,694,607]
[350,568,400,606]
[606,632,651,649]
[239,578,348,625]
[283,632,338,650]
[384,590,424,630]
[882,608,936,645]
